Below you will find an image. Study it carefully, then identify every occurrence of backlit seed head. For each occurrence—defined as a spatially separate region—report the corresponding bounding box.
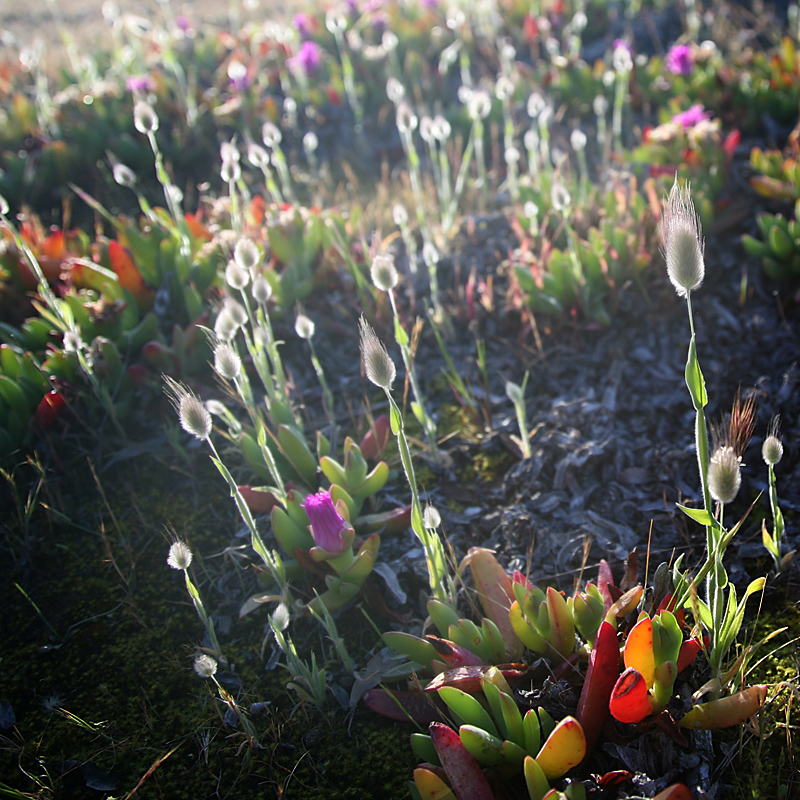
[295,313,315,340]
[193,654,218,678]
[247,142,270,168]
[359,316,395,389]
[167,540,193,570]
[252,275,272,304]
[164,376,212,440]
[220,140,240,164]
[262,122,282,148]
[662,177,705,297]
[504,146,520,164]
[234,238,260,272]
[113,163,137,188]
[133,100,159,133]
[396,101,418,133]
[386,76,405,104]
[0,194,8,216]
[225,260,250,290]
[432,115,451,142]
[423,505,441,529]
[467,90,491,121]
[370,253,398,292]
[303,131,318,153]
[708,445,741,504]
[527,92,545,119]
[213,342,241,380]
[220,158,241,183]
[570,128,587,152]
[763,417,784,466]
[593,94,609,116]
[392,203,408,226]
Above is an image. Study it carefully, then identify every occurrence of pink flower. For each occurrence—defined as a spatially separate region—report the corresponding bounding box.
[672,104,710,129]
[293,13,313,40]
[305,491,352,555]
[290,40,321,76]
[666,44,693,76]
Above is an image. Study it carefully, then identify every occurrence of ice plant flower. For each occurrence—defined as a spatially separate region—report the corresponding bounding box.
[672,104,710,129]
[666,44,693,76]
[292,40,321,76]
[662,177,704,297]
[304,491,354,558]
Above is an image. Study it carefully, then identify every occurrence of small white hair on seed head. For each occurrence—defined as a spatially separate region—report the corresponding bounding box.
[662,175,705,297]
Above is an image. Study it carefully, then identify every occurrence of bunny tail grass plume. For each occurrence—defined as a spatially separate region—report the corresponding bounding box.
[763,416,784,465]
[662,176,705,297]
[359,316,396,389]
[167,540,193,571]
[708,445,741,505]
[164,376,212,440]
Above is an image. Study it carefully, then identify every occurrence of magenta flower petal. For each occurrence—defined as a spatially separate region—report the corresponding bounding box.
[672,104,710,129]
[305,491,351,555]
[666,44,693,76]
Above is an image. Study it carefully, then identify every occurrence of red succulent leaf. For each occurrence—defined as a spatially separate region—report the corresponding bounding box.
[429,722,494,800]
[359,414,391,460]
[595,770,633,788]
[676,636,704,674]
[426,636,487,668]
[35,390,65,428]
[425,665,528,694]
[238,486,281,514]
[609,667,653,724]
[362,688,444,724]
[577,620,621,751]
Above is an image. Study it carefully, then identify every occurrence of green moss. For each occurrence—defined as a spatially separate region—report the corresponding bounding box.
[0,455,414,799]
[721,602,800,799]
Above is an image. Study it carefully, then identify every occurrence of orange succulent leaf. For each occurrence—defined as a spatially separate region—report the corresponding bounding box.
[623,616,655,689]
[429,722,494,800]
[576,620,620,751]
[184,212,213,242]
[609,667,654,724]
[679,685,768,730]
[535,716,586,781]
[108,241,154,310]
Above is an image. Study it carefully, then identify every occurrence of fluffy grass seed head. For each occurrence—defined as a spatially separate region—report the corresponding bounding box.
[213,342,242,380]
[295,312,315,340]
[359,316,396,389]
[708,445,742,504]
[370,253,398,292]
[252,275,272,304]
[194,654,218,678]
[662,176,705,297]
[133,100,159,134]
[167,540,193,570]
[225,260,250,290]
[164,376,212,440]
[234,238,261,272]
[763,416,784,466]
